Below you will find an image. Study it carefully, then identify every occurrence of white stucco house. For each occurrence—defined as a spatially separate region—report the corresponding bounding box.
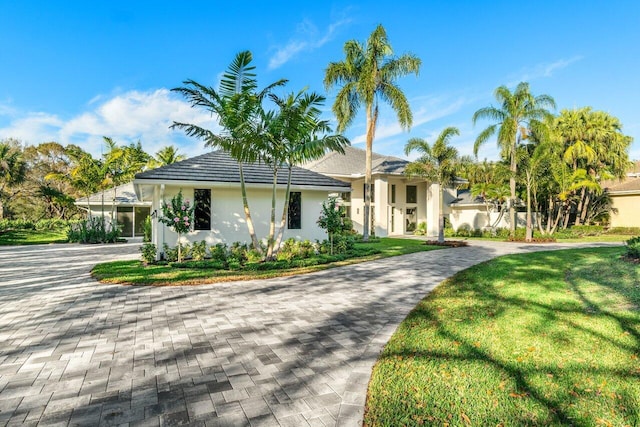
[133,150,351,250]
[75,182,152,238]
[305,146,520,237]
[304,146,439,237]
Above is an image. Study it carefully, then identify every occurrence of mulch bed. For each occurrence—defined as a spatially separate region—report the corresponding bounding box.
[424,240,469,248]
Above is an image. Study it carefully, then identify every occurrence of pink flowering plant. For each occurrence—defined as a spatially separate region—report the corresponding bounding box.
[159,190,194,262]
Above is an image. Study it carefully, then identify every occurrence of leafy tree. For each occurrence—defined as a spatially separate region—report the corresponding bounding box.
[464,160,510,228]
[0,140,26,219]
[473,82,555,236]
[22,142,80,220]
[317,197,344,255]
[553,107,632,225]
[325,24,421,241]
[171,50,287,252]
[158,190,194,263]
[404,127,461,242]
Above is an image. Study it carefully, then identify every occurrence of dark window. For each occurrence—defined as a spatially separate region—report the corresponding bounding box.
[390,184,396,204]
[406,185,417,204]
[288,192,301,229]
[341,192,351,203]
[194,189,211,231]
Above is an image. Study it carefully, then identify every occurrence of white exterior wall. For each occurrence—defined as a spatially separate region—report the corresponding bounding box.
[448,207,528,231]
[154,185,333,249]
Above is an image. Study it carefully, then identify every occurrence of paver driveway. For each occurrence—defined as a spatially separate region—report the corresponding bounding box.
[0,240,619,426]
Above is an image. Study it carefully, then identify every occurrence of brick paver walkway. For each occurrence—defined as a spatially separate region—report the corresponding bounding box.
[0,240,619,426]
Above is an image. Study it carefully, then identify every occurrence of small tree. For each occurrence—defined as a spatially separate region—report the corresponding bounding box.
[317,197,344,255]
[159,190,194,262]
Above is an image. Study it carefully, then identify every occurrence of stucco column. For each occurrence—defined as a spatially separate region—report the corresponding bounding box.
[426,182,440,239]
[374,176,388,237]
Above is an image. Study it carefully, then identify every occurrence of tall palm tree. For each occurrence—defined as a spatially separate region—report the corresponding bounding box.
[264,90,350,258]
[324,24,421,241]
[171,51,287,252]
[472,82,555,236]
[404,127,460,242]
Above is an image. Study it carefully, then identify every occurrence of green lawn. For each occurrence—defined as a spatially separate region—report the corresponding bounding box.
[365,247,639,427]
[0,229,68,245]
[92,238,441,285]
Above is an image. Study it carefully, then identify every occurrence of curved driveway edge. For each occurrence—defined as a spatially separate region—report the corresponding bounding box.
[0,240,620,426]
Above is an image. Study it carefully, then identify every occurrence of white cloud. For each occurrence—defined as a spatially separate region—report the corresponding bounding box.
[268,18,351,70]
[0,89,217,158]
[507,56,583,86]
[350,95,470,145]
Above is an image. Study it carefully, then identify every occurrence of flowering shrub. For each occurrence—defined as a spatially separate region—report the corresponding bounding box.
[159,190,194,262]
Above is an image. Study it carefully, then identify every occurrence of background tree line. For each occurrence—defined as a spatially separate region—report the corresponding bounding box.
[0,138,185,221]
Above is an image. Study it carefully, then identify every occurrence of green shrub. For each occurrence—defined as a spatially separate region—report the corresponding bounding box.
[228,242,248,264]
[140,243,157,264]
[608,227,640,235]
[143,216,152,243]
[413,222,427,236]
[0,219,35,231]
[191,240,207,261]
[35,219,69,231]
[67,217,121,243]
[209,243,228,262]
[171,260,226,269]
[276,239,317,261]
[163,243,179,262]
[624,236,640,259]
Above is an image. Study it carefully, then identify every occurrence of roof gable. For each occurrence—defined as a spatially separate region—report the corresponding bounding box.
[134,150,350,189]
[304,146,409,176]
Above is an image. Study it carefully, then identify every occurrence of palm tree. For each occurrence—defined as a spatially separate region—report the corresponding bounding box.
[264,90,350,258]
[465,160,510,228]
[472,82,555,237]
[554,108,632,225]
[148,145,186,168]
[404,127,461,242]
[324,24,421,241]
[171,51,287,252]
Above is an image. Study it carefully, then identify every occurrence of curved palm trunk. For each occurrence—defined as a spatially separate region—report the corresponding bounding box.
[265,168,279,261]
[239,164,262,253]
[274,166,293,255]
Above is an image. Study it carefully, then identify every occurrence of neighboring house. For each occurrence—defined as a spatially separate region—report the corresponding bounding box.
[448,189,526,231]
[74,182,152,238]
[305,146,442,237]
[133,150,351,250]
[605,163,640,228]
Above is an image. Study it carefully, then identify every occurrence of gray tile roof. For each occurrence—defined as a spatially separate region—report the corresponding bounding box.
[78,182,145,204]
[607,177,640,193]
[304,146,409,176]
[134,150,350,189]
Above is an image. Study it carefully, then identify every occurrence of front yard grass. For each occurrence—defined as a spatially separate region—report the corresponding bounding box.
[0,229,68,245]
[364,247,639,426]
[92,238,442,285]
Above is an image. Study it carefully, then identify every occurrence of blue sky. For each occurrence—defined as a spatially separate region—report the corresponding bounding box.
[1,1,639,162]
